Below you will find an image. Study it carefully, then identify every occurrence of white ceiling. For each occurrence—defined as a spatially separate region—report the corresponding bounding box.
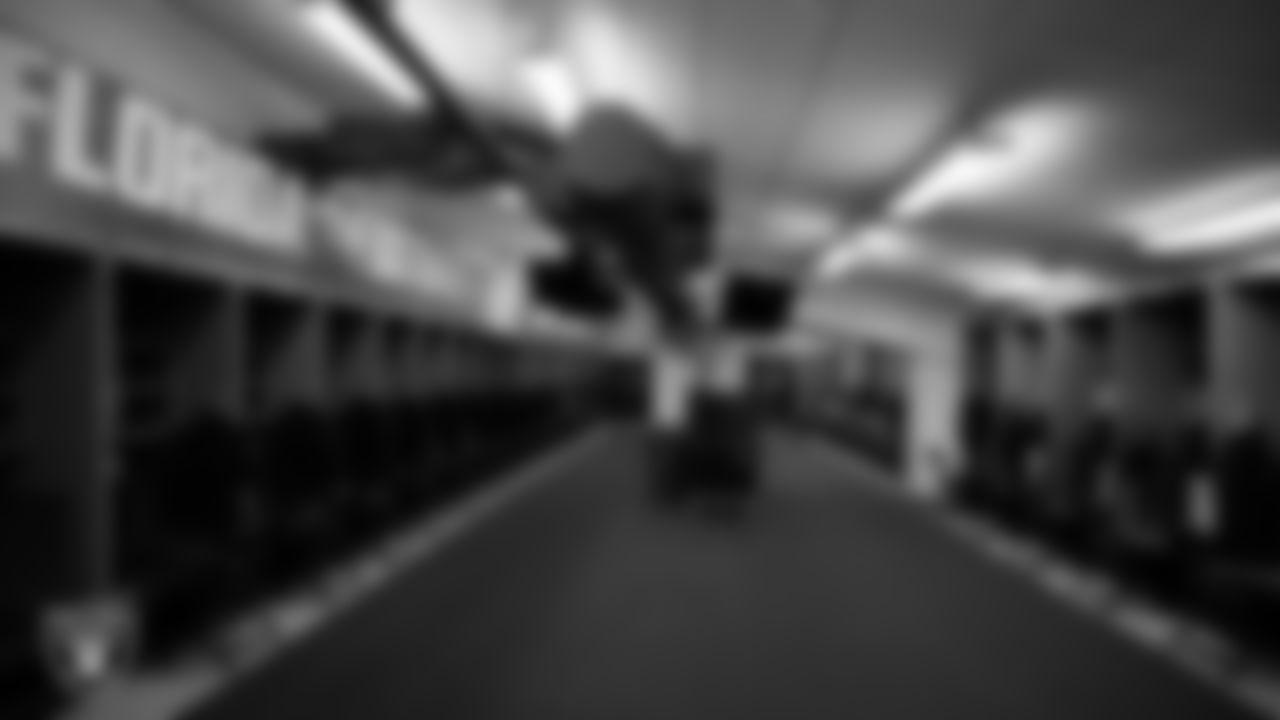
[8,0,1280,312]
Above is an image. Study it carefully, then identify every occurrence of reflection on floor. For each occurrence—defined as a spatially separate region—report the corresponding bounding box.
[111,427,1260,720]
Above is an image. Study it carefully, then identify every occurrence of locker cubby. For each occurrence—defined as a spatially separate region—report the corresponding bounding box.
[1114,291,1208,434]
[964,315,1000,398]
[327,309,368,406]
[429,327,477,491]
[1215,281,1280,438]
[246,294,325,417]
[384,320,414,401]
[1207,281,1280,553]
[412,327,447,494]
[844,345,909,473]
[246,294,342,587]
[111,267,250,662]
[382,320,431,511]
[114,269,229,448]
[1057,307,1116,430]
[1002,317,1050,412]
[0,243,105,716]
[326,309,398,545]
[1083,291,1210,574]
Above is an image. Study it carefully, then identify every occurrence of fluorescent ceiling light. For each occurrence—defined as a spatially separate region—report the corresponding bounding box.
[1129,172,1280,232]
[1145,202,1280,255]
[522,55,587,130]
[816,225,918,279]
[302,1,425,108]
[954,258,1113,311]
[891,148,995,220]
[890,100,1097,221]
[1131,171,1280,256]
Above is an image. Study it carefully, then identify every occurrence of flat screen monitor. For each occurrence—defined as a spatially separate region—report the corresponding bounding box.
[529,255,621,320]
[720,274,795,334]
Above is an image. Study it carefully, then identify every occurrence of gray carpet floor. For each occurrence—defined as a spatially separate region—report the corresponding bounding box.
[182,429,1259,720]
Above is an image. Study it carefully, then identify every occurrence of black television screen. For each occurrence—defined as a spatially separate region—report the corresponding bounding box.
[720,274,796,334]
[529,255,622,320]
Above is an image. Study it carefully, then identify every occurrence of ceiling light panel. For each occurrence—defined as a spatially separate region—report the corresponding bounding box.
[303,1,426,108]
[948,256,1116,311]
[1124,167,1280,256]
[890,98,1106,221]
[391,0,533,113]
[816,223,924,279]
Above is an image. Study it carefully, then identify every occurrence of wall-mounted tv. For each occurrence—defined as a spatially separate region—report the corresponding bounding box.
[528,254,622,320]
[720,274,796,334]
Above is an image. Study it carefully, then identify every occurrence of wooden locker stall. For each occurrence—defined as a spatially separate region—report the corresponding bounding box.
[246,294,327,417]
[1085,290,1209,586]
[1059,308,1117,429]
[383,319,431,510]
[328,308,398,540]
[245,293,341,585]
[110,265,254,661]
[1213,280,1280,437]
[1198,278,1280,651]
[1112,290,1208,435]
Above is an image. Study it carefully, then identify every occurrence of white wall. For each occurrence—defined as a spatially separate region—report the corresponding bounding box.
[798,285,970,499]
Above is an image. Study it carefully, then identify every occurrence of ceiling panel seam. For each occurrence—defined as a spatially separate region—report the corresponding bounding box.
[757,0,869,205]
[686,0,714,146]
